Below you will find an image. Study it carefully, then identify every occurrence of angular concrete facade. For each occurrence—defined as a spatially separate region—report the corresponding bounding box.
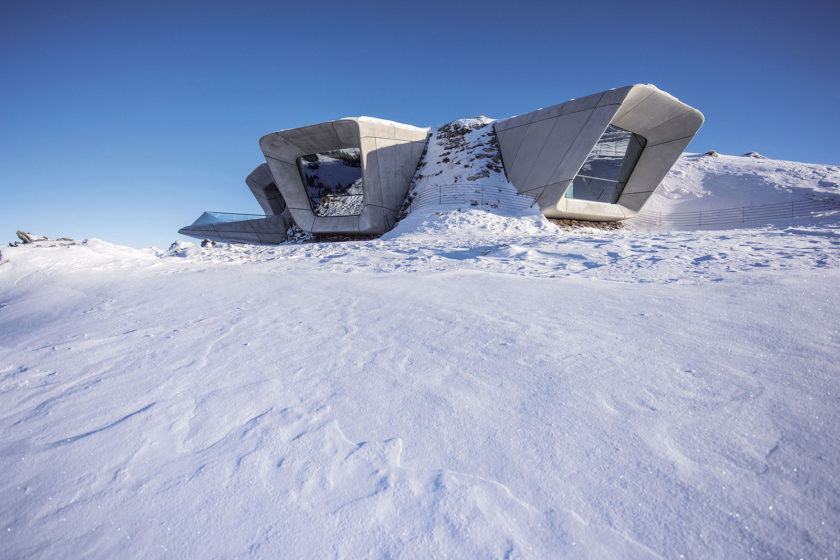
[259,117,429,235]
[179,163,294,244]
[179,85,702,243]
[246,163,290,217]
[494,84,704,220]
[178,212,291,244]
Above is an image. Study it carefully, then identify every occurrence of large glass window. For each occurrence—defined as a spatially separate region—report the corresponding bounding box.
[565,125,646,204]
[297,148,364,216]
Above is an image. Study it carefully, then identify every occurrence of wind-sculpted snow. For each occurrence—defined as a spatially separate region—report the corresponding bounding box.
[157,210,840,285]
[2,150,840,557]
[1,216,839,558]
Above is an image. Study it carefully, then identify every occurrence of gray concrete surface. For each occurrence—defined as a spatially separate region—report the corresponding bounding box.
[260,117,429,235]
[179,214,290,244]
[179,163,294,244]
[494,84,703,220]
[246,163,289,217]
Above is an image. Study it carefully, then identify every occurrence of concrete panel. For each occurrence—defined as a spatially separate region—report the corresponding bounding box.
[355,118,376,139]
[253,232,288,244]
[259,117,429,236]
[360,135,384,208]
[611,85,657,124]
[507,117,558,187]
[619,136,693,196]
[291,209,316,232]
[638,108,705,146]
[358,205,388,233]
[495,111,537,132]
[216,219,256,234]
[393,123,422,141]
[521,109,593,189]
[223,231,262,244]
[372,119,396,140]
[332,119,360,147]
[259,133,304,163]
[494,84,702,222]
[495,90,609,135]
[616,192,654,213]
[533,181,571,208]
[263,160,310,210]
[597,86,634,107]
[375,137,399,210]
[245,164,288,216]
[612,92,695,142]
[179,210,290,245]
[311,215,361,234]
[546,105,618,184]
[251,218,287,237]
[495,125,530,178]
[284,123,345,155]
[393,141,417,210]
[542,197,631,221]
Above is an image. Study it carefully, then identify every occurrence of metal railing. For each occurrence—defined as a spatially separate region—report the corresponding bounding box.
[406,183,536,214]
[629,196,840,229]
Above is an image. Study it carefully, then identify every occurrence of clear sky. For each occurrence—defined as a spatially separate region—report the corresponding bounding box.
[2,0,838,249]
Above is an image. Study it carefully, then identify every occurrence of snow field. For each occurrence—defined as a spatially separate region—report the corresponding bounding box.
[1,147,839,558]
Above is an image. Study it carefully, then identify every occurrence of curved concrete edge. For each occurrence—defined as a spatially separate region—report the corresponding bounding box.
[178,214,290,245]
[259,117,430,235]
[541,199,636,221]
[495,84,703,221]
[245,163,291,218]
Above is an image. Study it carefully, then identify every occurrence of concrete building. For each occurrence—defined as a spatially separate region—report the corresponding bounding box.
[259,117,429,235]
[178,164,293,244]
[179,85,702,242]
[494,84,704,220]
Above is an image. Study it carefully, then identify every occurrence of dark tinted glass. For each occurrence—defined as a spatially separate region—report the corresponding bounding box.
[566,125,646,203]
[297,148,364,216]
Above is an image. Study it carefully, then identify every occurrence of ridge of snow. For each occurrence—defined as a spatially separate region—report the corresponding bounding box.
[1,148,839,558]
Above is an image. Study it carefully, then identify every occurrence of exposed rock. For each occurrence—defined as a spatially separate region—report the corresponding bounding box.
[704,151,719,157]
[16,231,36,244]
[743,152,766,159]
[548,218,624,230]
[201,239,216,248]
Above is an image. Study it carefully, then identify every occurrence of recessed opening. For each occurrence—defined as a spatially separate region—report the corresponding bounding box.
[261,182,287,215]
[297,148,364,217]
[565,125,646,204]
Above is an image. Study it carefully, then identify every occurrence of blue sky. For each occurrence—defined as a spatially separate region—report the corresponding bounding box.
[2,0,838,248]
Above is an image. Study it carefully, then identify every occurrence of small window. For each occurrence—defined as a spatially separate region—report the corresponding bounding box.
[565,125,646,204]
[297,148,364,217]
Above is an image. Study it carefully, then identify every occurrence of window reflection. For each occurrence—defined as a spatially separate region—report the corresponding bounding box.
[297,148,364,217]
[565,125,646,204]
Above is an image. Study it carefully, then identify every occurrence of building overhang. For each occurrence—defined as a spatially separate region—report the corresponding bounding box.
[259,117,429,235]
[494,84,704,220]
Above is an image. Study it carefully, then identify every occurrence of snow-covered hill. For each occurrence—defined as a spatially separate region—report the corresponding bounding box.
[1,149,839,558]
[649,152,840,212]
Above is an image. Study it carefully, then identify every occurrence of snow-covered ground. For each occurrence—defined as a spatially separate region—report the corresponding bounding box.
[1,148,839,558]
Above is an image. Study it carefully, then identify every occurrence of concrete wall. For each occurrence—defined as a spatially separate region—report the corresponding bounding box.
[259,117,429,235]
[179,164,294,244]
[246,163,289,217]
[179,214,290,244]
[494,84,703,220]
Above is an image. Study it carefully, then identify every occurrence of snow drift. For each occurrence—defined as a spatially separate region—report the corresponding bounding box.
[1,150,839,559]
